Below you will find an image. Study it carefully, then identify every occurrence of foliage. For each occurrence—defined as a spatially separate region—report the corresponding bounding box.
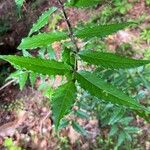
[66,0,101,7]
[15,0,25,12]
[146,0,150,5]
[113,0,132,15]
[79,50,150,69]
[141,27,150,44]
[29,7,57,36]
[4,138,24,150]
[76,64,150,148]
[1,0,150,138]
[52,81,76,129]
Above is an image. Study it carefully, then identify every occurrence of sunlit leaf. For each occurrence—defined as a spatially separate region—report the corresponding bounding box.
[18,32,68,50]
[29,7,57,35]
[52,81,76,129]
[0,55,72,76]
[79,50,150,69]
[76,71,148,113]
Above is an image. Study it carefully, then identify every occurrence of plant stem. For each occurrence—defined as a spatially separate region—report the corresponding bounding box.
[57,0,79,71]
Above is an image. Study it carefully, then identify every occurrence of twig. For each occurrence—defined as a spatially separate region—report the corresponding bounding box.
[40,111,51,134]
[57,0,80,71]
[0,79,16,91]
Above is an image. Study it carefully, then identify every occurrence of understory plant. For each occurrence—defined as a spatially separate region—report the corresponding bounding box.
[1,0,150,133]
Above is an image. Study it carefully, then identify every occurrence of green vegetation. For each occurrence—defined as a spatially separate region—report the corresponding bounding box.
[4,138,24,150]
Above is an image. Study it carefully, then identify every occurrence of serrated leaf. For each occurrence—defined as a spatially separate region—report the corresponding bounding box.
[118,117,133,125]
[29,7,57,36]
[76,71,149,113]
[52,81,76,129]
[0,55,72,76]
[79,50,150,69]
[66,0,100,7]
[75,22,132,39]
[124,132,132,142]
[58,119,70,130]
[62,47,75,67]
[109,125,118,137]
[74,110,89,119]
[29,72,37,87]
[6,70,22,81]
[108,108,125,125]
[19,71,28,90]
[124,127,140,133]
[72,121,88,136]
[116,131,126,147]
[18,32,68,50]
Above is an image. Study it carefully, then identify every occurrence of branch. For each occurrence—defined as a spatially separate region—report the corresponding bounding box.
[57,0,80,55]
[0,79,16,91]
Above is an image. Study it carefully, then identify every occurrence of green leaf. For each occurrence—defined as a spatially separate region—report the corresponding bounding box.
[124,127,140,133]
[6,70,22,81]
[62,47,75,67]
[66,0,101,8]
[47,46,56,60]
[72,121,88,136]
[76,71,148,113]
[52,81,76,129]
[18,32,68,50]
[19,71,28,90]
[75,22,132,39]
[116,131,126,147]
[29,7,57,36]
[29,72,37,87]
[0,55,72,76]
[15,0,25,9]
[79,50,150,69]
[58,119,70,130]
[118,117,133,125]
[74,110,89,119]
[124,132,132,142]
[109,125,118,137]
[108,108,124,125]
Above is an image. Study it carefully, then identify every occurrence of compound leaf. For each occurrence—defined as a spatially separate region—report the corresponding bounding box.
[0,55,72,76]
[52,81,76,129]
[79,50,150,69]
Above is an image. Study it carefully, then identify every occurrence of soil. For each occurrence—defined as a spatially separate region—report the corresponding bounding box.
[0,0,60,55]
